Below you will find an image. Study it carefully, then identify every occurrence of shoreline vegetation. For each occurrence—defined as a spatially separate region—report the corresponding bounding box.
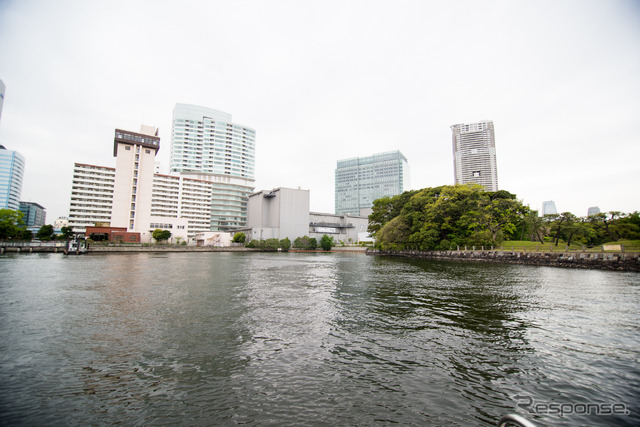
[368,184,639,252]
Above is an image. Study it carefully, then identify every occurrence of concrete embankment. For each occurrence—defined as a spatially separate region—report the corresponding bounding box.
[367,249,640,272]
[88,245,257,253]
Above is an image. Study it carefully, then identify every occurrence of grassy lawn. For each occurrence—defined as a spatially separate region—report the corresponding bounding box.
[498,240,640,253]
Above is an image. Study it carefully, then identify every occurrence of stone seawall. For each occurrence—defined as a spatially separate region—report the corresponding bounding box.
[366,249,640,272]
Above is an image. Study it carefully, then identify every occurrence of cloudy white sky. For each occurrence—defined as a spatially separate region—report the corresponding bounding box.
[0,0,639,221]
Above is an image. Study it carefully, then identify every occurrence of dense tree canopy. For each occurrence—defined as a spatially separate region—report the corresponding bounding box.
[369,184,638,250]
[369,184,526,250]
[0,209,27,240]
[36,224,55,240]
[152,229,172,242]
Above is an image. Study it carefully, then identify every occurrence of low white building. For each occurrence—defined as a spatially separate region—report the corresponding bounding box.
[195,231,232,247]
[246,187,310,242]
[245,187,370,244]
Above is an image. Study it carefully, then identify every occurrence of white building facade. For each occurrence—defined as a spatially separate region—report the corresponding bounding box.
[246,187,370,244]
[335,150,409,216]
[451,121,499,192]
[110,127,160,240]
[170,103,256,232]
[68,127,213,243]
[68,163,115,232]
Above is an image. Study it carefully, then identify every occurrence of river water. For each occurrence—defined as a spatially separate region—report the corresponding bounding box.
[0,252,638,426]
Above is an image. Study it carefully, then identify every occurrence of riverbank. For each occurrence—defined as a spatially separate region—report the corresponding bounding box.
[0,243,368,254]
[366,248,640,272]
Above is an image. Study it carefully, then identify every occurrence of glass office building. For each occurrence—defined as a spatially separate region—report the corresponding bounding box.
[170,104,256,231]
[0,145,25,211]
[19,201,46,228]
[335,150,409,215]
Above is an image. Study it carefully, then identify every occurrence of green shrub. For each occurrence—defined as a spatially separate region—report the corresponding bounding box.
[280,237,291,252]
[320,235,333,251]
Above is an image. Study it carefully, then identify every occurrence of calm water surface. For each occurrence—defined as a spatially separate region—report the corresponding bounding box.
[0,252,638,426]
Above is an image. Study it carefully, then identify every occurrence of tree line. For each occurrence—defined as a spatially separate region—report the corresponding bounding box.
[238,233,335,251]
[0,209,73,241]
[368,184,639,251]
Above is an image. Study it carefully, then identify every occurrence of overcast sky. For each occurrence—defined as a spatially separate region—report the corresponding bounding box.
[1,0,639,221]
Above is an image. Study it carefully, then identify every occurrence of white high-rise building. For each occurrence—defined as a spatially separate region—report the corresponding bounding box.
[151,174,212,234]
[110,127,160,239]
[451,121,498,192]
[68,126,214,242]
[170,103,256,231]
[68,163,115,232]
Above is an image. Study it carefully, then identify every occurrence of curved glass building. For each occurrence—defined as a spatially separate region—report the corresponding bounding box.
[170,104,256,231]
[0,145,25,211]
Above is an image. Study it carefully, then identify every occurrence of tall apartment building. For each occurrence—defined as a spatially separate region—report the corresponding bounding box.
[68,127,214,241]
[68,163,115,232]
[335,150,409,215]
[151,174,212,234]
[110,127,160,239]
[170,103,256,231]
[19,201,46,228]
[0,145,25,210]
[451,121,498,192]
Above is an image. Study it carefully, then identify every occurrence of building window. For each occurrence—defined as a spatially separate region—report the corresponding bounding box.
[125,146,131,151]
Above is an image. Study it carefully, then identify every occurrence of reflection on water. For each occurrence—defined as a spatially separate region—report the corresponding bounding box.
[0,252,638,425]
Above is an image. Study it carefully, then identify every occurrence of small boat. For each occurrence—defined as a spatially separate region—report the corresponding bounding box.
[65,237,88,255]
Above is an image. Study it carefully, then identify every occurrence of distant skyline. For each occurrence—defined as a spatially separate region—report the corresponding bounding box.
[0,0,639,221]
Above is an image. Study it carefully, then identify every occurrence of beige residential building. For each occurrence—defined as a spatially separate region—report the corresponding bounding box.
[68,163,115,232]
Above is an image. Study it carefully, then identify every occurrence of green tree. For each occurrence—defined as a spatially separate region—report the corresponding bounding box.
[522,210,546,243]
[376,215,410,250]
[36,224,55,240]
[0,209,26,240]
[320,234,333,251]
[233,232,246,243]
[60,226,74,240]
[368,184,529,251]
[294,235,318,250]
[279,237,291,252]
[264,238,280,251]
[152,229,172,242]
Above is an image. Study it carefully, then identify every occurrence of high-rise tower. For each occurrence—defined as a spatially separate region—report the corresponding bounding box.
[0,145,25,210]
[110,126,160,237]
[451,121,498,192]
[0,79,5,123]
[170,103,256,231]
[335,150,409,215]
